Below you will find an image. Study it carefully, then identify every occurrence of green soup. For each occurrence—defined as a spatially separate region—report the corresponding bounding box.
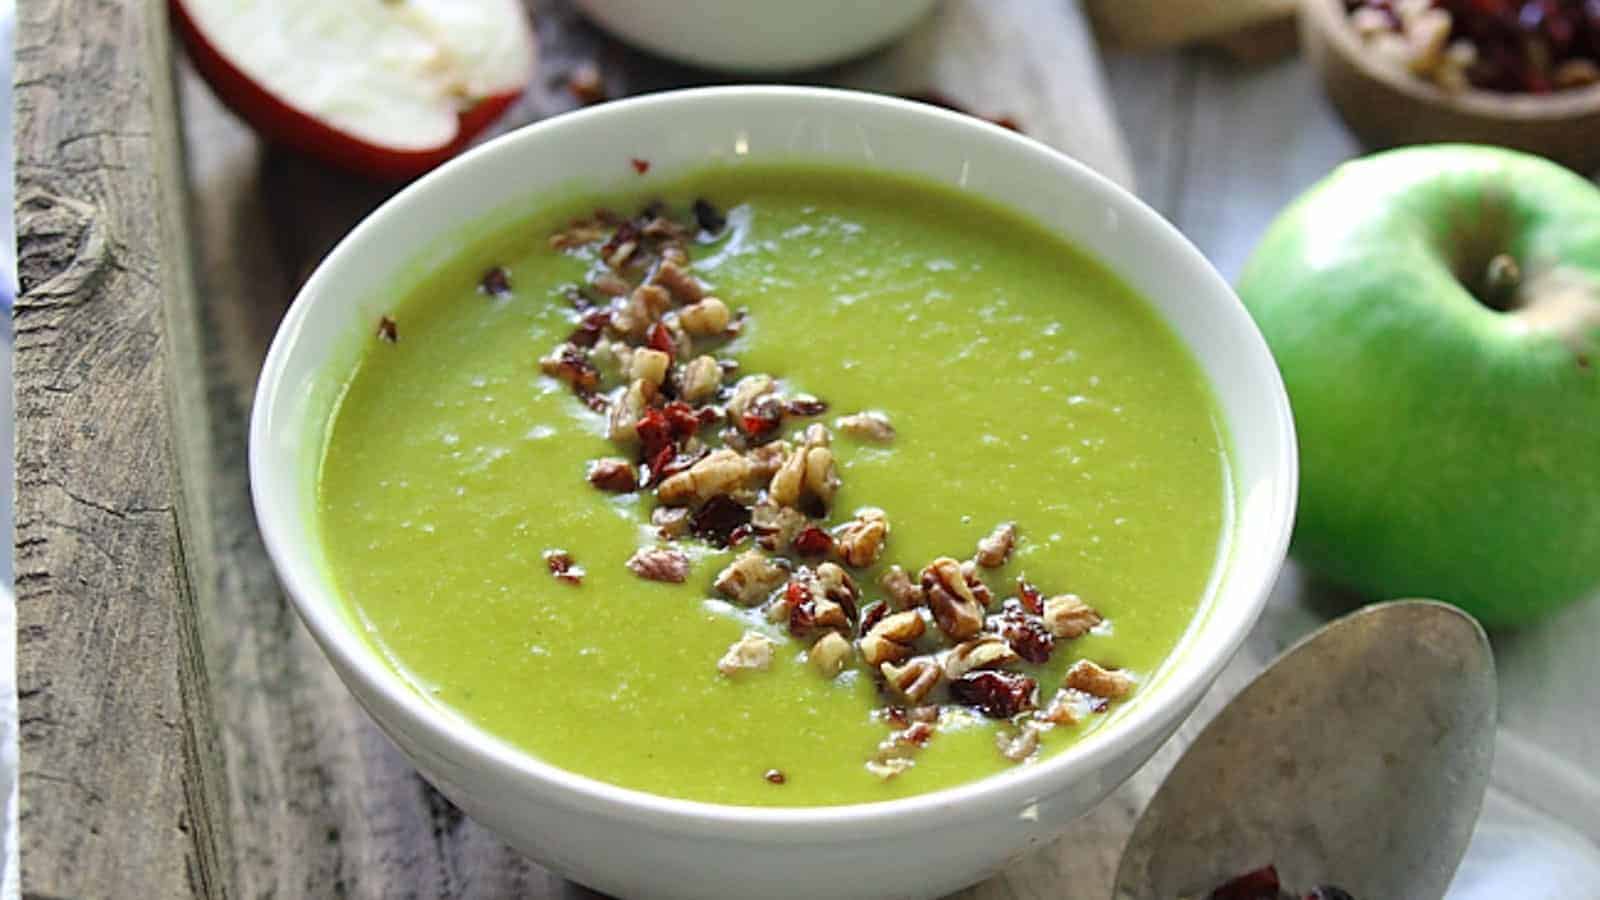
[318,165,1230,807]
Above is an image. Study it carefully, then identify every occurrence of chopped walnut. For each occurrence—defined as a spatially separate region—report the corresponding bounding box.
[539,343,600,391]
[881,656,943,704]
[800,422,831,448]
[866,720,935,779]
[879,565,925,610]
[833,508,888,568]
[678,355,723,403]
[922,557,986,641]
[859,610,924,666]
[751,499,805,551]
[679,297,731,336]
[586,457,638,492]
[975,522,1016,568]
[727,375,775,421]
[996,723,1043,762]
[626,546,690,583]
[653,259,705,303]
[607,379,655,443]
[651,505,690,539]
[942,634,1020,680]
[629,348,671,387]
[1037,688,1092,726]
[656,448,753,506]
[713,550,789,606]
[591,271,631,297]
[613,284,672,337]
[1043,594,1102,639]
[808,631,853,679]
[548,218,608,250]
[836,411,895,443]
[717,631,776,676]
[1064,661,1135,699]
[813,562,859,608]
[770,442,839,511]
[744,441,791,482]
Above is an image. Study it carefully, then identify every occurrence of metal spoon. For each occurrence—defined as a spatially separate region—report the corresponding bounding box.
[1113,600,1496,900]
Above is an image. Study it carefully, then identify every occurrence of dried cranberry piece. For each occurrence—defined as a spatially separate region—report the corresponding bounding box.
[631,157,650,174]
[788,602,816,637]
[1206,865,1282,900]
[691,495,752,547]
[692,198,726,236]
[648,321,676,356]
[635,409,675,459]
[695,406,724,429]
[739,394,784,440]
[949,671,1037,719]
[995,612,1054,664]
[478,265,512,298]
[661,401,702,438]
[858,601,888,636]
[792,526,833,557]
[568,309,611,347]
[783,395,828,417]
[1016,577,1044,616]
[647,444,705,487]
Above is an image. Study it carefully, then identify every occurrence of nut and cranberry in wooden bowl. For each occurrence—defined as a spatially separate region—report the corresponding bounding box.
[1303,0,1600,170]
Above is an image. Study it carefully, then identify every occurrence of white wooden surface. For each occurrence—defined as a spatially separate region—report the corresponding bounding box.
[1102,45,1600,865]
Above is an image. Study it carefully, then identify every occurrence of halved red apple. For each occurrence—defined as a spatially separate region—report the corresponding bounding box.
[173,0,536,180]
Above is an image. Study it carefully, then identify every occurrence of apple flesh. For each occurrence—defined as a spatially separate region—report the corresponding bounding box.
[1239,144,1600,628]
[173,0,535,179]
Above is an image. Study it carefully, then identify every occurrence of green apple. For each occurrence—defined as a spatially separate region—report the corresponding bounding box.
[1238,144,1600,628]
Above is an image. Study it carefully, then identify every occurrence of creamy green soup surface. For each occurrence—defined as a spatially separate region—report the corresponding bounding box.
[317,164,1230,807]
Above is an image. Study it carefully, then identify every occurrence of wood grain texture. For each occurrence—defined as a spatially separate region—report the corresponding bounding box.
[13,0,228,896]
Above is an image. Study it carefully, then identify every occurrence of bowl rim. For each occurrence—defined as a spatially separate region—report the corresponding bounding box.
[249,84,1297,839]
[1301,0,1600,120]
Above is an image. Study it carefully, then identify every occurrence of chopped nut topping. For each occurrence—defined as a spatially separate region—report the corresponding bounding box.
[613,284,672,337]
[808,631,853,679]
[942,634,1020,680]
[975,522,1016,568]
[771,442,839,512]
[629,348,671,387]
[625,546,690,583]
[1064,661,1135,700]
[653,259,705,303]
[678,355,723,403]
[651,505,690,539]
[949,670,1037,719]
[727,375,775,421]
[679,297,731,336]
[865,757,914,780]
[996,723,1043,762]
[859,610,924,666]
[834,508,888,568]
[656,448,753,506]
[713,550,789,606]
[879,565,925,610]
[1043,594,1103,639]
[717,631,776,676]
[1037,688,1092,726]
[866,720,935,779]
[881,656,943,704]
[543,549,584,585]
[744,441,791,482]
[751,499,806,551]
[606,379,655,443]
[837,411,895,443]
[540,343,601,392]
[922,557,986,641]
[764,768,786,785]
[586,457,638,493]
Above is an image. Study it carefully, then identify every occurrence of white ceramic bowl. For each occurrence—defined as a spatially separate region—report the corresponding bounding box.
[251,86,1297,900]
[574,0,938,73]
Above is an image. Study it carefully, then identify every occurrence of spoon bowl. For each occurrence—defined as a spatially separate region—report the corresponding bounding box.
[1114,600,1496,899]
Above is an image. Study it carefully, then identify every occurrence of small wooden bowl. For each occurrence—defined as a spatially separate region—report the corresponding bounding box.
[1301,0,1600,173]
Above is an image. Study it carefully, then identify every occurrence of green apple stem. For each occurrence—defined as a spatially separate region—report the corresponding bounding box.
[1480,253,1521,311]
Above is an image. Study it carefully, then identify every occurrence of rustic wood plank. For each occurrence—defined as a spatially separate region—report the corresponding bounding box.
[167,2,1139,897]
[13,0,229,896]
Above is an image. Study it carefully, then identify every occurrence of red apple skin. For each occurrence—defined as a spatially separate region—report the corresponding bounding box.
[171,0,525,180]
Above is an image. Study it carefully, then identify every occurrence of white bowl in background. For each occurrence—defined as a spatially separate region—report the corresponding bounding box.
[250,86,1297,900]
[574,0,938,73]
